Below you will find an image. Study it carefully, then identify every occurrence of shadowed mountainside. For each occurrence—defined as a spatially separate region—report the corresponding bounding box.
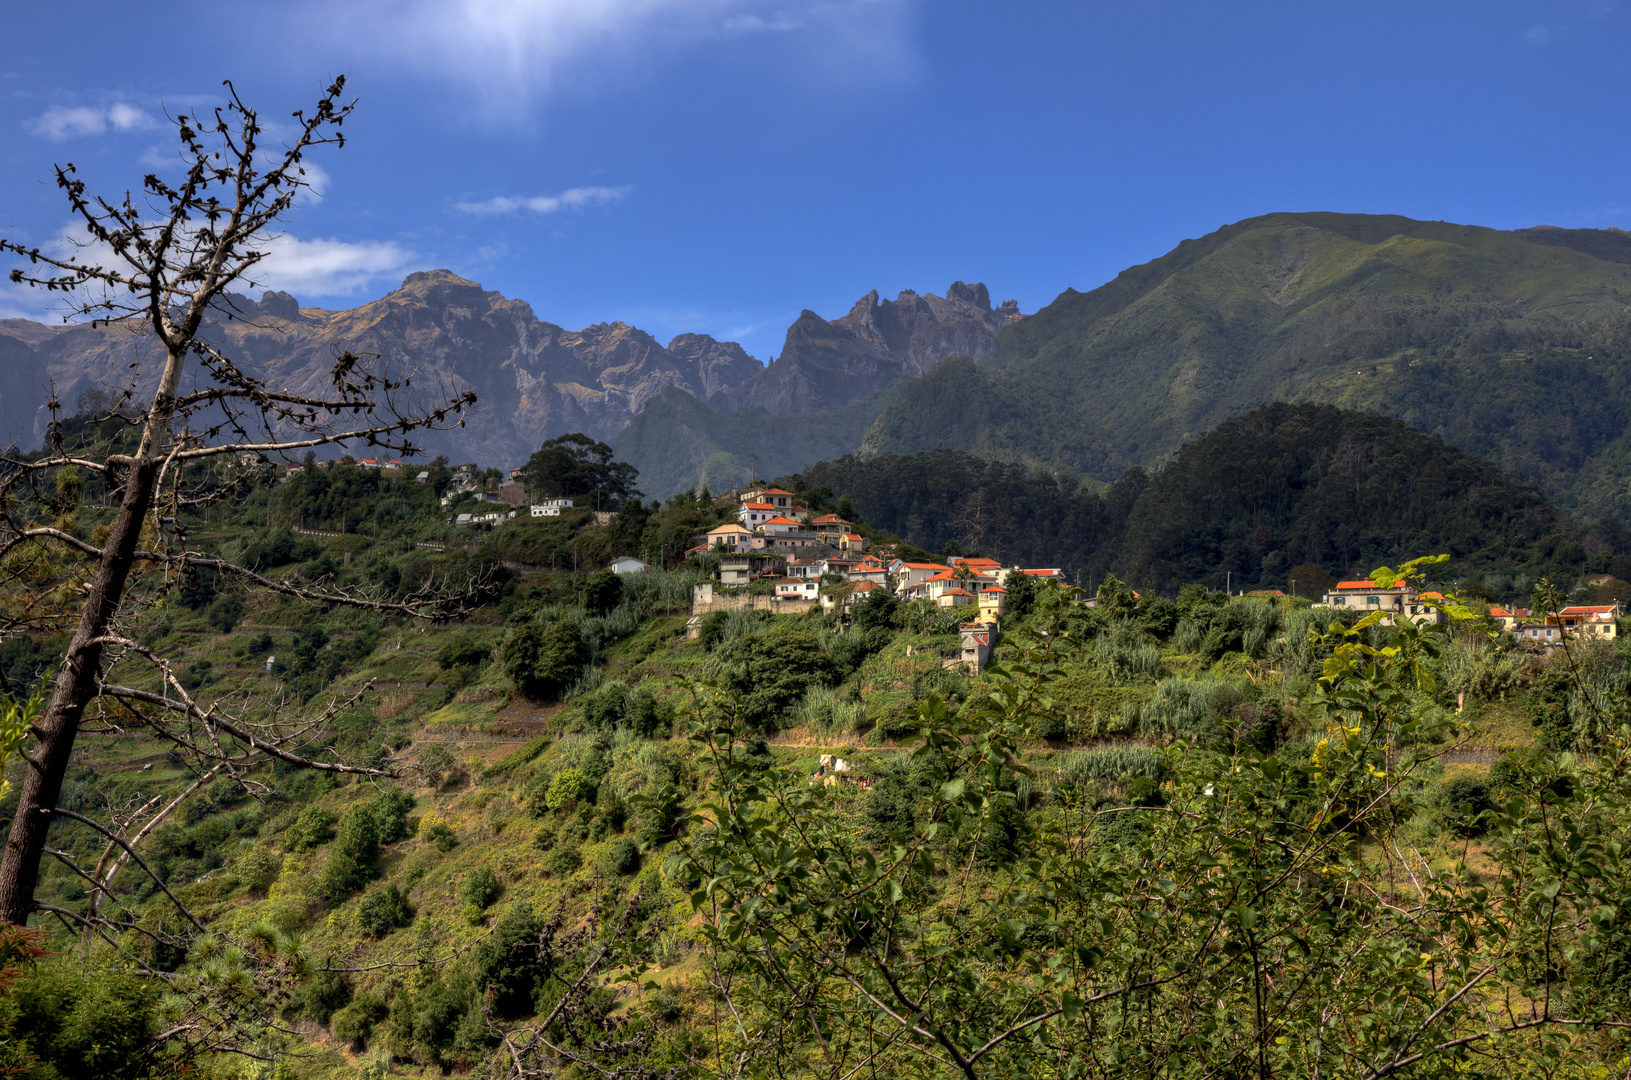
[0,270,763,466]
[862,213,1631,521]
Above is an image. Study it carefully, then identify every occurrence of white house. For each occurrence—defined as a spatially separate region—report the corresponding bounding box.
[737,501,777,528]
[608,556,650,574]
[775,578,820,600]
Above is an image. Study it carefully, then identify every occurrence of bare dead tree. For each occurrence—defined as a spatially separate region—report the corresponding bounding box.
[0,76,477,927]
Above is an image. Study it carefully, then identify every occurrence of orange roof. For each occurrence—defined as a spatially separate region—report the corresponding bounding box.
[1020,568,1061,576]
[851,581,882,592]
[742,501,775,510]
[812,514,851,523]
[844,533,863,541]
[1333,580,1383,590]
[943,588,974,597]
[902,562,945,570]
[983,586,1007,594]
[924,570,958,582]
[775,578,804,585]
[1559,605,1619,616]
[759,487,796,496]
[1418,591,1445,600]
[760,515,800,526]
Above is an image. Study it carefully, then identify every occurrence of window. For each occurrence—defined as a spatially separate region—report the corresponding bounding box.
[1367,596,1379,606]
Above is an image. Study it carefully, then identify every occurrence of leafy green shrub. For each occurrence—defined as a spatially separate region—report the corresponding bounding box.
[502,618,588,700]
[316,803,381,904]
[584,569,624,615]
[331,993,389,1049]
[386,969,479,1069]
[603,838,640,875]
[290,968,353,1024]
[544,842,580,877]
[722,623,838,730]
[2,957,159,1080]
[356,883,414,937]
[546,767,593,811]
[472,901,546,1018]
[285,805,337,852]
[436,635,489,673]
[367,788,416,844]
[463,866,503,910]
[422,820,458,852]
[235,845,281,894]
[207,593,244,634]
[1441,776,1496,837]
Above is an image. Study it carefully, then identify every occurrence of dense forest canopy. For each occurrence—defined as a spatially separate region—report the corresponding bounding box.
[803,402,1629,595]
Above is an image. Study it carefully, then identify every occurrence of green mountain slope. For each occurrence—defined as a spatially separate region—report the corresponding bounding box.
[611,382,899,496]
[803,402,1615,594]
[862,213,1631,519]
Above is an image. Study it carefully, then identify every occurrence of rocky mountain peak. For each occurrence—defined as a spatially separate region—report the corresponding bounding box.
[946,280,991,310]
[723,281,1024,416]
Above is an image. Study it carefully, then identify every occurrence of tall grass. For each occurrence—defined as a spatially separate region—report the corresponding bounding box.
[1056,745,1166,785]
[621,568,712,615]
[790,685,866,736]
[1128,677,1246,743]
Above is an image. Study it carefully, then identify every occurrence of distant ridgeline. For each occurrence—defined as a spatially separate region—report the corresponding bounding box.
[860,213,1631,524]
[799,402,1630,595]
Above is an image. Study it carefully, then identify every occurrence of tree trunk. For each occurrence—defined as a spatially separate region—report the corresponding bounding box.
[0,348,182,925]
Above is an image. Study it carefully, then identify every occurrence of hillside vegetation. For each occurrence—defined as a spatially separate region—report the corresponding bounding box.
[801,402,1628,594]
[9,408,1631,1077]
[860,213,1631,520]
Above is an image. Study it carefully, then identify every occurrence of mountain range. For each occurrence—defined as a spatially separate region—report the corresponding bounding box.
[0,272,1016,474]
[7,211,1631,523]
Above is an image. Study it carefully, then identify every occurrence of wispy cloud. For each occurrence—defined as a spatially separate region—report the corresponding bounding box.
[26,102,157,140]
[250,234,417,297]
[1525,0,1617,45]
[453,185,630,217]
[320,0,917,115]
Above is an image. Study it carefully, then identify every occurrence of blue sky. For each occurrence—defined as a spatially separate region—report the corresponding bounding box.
[3,1,1628,361]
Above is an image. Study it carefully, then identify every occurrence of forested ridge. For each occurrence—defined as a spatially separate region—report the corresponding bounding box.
[803,402,1630,595]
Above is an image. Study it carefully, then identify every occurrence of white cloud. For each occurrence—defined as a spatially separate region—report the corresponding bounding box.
[249,234,417,297]
[453,185,629,216]
[321,0,917,113]
[26,102,157,140]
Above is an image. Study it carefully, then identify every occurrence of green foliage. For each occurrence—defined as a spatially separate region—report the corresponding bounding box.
[1441,775,1496,837]
[356,883,415,937]
[422,820,458,852]
[463,866,503,910]
[366,787,415,844]
[721,622,838,730]
[520,433,640,507]
[1128,677,1248,745]
[285,805,337,852]
[471,901,546,1018]
[602,837,640,875]
[0,954,159,1079]
[502,618,588,700]
[207,593,243,633]
[435,634,489,673]
[387,968,481,1070]
[805,402,1606,591]
[546,768,594,810]
[583,569,624,615]
[316,802,381,905]
[289,968,353,1024]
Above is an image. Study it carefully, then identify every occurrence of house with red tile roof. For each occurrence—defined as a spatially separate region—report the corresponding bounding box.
[758,515,802,534]
[737,501,778,528]
[1553,604,1621,639]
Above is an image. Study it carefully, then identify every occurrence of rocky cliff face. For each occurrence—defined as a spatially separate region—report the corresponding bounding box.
[0,270,764,465]
[723,281,1023,415]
